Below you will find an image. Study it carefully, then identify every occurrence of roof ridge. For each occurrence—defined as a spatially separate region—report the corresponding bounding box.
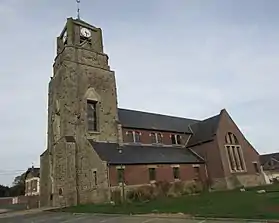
[188,113,220,129]
[118,107,200,121]
[260,152,279,156]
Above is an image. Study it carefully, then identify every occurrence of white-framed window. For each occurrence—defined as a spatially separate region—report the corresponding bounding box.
[225,132,246,172]
[126,131,141,143]
[150,132,163,144]
[171,134,182,145]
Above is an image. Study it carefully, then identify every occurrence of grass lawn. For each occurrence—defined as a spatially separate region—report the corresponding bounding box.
[62,184,279,220]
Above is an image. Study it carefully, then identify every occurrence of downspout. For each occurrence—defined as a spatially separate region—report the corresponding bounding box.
[107,162,112,202]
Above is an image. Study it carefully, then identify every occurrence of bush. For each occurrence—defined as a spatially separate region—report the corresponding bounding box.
[127,185,156,202]
[127,180,204,202]
[167,181,184,197]
[111,189,122,204]
[182,181,203,195]
[155,181,172,197]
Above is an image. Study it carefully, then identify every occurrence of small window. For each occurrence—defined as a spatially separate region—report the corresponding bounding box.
[194,166,200,179]
[176,135,181,144]
[171,134,176,144]
[173,167,180,180]
[171,134,181,144]
[58,188,63,196]
[87,100,98,131]
[149,168,156,181]
[117,168,125,183]
[127,131,134,142]
[93,170,97,186]
[134,131,141,142]
[157,133,163,144]
[253,162,260,173]
[151,133,156,144]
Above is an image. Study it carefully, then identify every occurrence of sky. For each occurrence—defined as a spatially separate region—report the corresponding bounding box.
[0,0,278,186]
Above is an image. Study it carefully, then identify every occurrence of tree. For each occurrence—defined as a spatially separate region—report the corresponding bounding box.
[9,172,26,196]
[0,185,10,197]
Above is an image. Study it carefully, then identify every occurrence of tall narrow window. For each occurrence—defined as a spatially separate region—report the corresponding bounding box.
[117,168,125,184]
[225,133,245,172]
[194,166,201,180]
[171,134,181,145]
[176,135,181,144]
[171,134,176,144]
[151,133,157,144]
[157,133,163,144]
[127,131,134,142]
[134,131,141,142]
[87,100,97,131]
[253,162,260,173]
[149,168,156,181]
[173,167,180,180]
[226,146,234,170]
[93,170,97,186]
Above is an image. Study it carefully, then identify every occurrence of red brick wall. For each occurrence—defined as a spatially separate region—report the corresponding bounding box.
[122,128,191,146]
[190,140,225,180]
[216,109,261,177]
[0,197,12,205]
[109,164,207,186]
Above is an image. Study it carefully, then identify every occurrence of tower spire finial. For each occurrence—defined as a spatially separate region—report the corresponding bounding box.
[76,0,81,20]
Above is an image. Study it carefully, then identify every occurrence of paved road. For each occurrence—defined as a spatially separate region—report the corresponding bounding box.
[0,211,268,223]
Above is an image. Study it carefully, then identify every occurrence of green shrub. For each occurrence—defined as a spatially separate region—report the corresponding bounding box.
[111,189,122,204]
[155,181,172,197]
[127,185,156,202]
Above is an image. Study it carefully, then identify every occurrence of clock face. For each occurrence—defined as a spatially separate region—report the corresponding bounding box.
[80,27,91,38]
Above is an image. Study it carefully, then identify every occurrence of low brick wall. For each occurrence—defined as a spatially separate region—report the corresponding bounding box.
[0,197,13,206]
[26,195,40,209]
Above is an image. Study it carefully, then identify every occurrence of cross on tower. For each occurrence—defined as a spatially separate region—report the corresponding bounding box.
[76,0,81,20]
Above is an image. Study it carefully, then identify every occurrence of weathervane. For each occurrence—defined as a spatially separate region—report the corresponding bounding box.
[76,0,81,20]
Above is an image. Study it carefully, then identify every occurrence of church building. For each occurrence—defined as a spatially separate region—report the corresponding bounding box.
[40,17,266,207]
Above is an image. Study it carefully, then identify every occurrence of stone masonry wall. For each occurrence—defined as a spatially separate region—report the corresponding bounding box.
[40,150,50,207]
[45,18,119,207]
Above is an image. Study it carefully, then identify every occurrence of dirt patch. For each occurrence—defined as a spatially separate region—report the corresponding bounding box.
[0,209,10,214]
[267,205,279,212]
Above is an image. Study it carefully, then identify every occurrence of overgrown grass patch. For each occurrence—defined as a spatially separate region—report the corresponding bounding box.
[62,184,279,220]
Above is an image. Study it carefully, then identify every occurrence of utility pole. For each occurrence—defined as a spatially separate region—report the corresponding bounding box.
[118,149,125,202]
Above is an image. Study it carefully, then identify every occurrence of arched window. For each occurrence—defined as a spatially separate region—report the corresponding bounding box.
[126,131,141,143]
[157,133,163,144]
[58,188,63,196]
[87,100,98,131]
[134,131,141,142]
[225,132,245,172]
[150,133,156,143]
[150,132,163,144]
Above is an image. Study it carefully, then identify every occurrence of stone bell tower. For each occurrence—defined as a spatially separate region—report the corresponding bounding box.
[40,17,119,207]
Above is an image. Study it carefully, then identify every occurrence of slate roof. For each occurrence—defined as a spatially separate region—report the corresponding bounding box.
[89,140,204,165]
[260,152,279,165]
[187,114,221,147]
[260,152,279,171]
[25,167,40,179]
[118,108,199,133]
